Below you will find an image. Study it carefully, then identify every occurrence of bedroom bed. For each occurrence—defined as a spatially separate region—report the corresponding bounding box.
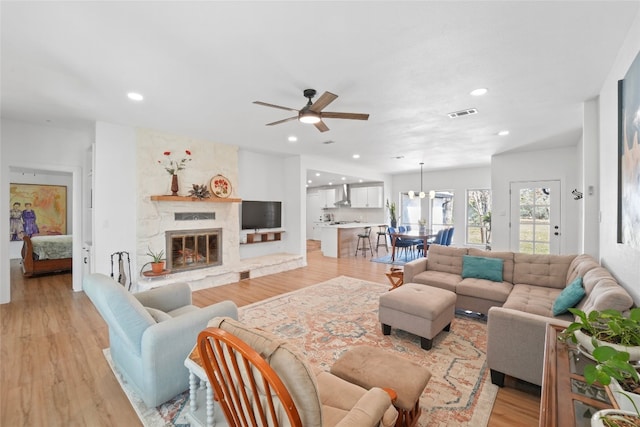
[21,234,73,277]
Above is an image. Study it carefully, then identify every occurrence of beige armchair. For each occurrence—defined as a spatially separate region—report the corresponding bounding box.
[200,317,398,427]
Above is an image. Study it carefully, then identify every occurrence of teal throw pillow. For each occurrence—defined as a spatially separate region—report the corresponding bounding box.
[461,255,504,282]
[552,276,585,316]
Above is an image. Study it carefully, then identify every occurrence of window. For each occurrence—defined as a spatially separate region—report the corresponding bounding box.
[466,189,491,246]
[399,192,422,227]
[430,191,454,232]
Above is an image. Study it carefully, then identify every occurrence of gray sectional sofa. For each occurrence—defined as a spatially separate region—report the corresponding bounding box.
[403,245,634,387]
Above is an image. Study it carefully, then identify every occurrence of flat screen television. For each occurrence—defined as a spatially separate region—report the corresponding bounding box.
[241,200,282,230]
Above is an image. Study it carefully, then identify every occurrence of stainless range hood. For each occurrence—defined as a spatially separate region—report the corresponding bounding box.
[334,184,350,207]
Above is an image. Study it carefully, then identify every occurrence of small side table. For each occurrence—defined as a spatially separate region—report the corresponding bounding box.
[183,346,223,427]
[385,267,403,290]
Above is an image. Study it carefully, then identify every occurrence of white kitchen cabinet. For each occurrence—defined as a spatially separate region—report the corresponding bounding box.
[319,188,336,208]
[350,186,383,208]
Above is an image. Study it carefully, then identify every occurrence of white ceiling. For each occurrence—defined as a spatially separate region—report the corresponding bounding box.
[2,1,638,187]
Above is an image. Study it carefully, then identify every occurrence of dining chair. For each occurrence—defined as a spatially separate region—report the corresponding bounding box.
[389,226,414,259]
[445,227,454,246]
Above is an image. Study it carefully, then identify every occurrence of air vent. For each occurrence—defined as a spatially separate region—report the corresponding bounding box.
[239,270,250,280]
[174,212,215,221]
[448,108,478,118]
[322,140,335,145]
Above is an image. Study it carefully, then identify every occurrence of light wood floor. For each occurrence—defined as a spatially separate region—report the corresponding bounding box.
[1,242,540,426]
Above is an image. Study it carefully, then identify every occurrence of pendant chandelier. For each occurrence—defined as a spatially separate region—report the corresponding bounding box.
[408,162,426,199]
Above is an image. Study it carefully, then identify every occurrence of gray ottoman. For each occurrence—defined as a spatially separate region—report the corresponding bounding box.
[379,283,456,350]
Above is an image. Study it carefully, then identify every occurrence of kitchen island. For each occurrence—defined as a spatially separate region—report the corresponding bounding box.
[320,222,383,258]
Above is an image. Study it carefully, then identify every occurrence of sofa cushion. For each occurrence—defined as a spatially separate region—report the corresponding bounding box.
[457,278,513,303]
[503,284,566,318]
[552,276,585,316]
[513,253,576,289]
[468,248,515,283]
[426,245,469,275]
[410,270,461,293]
[565,254,600,286]
[462,255,504,282]
[577,267,634,313]
[145,307,172,322]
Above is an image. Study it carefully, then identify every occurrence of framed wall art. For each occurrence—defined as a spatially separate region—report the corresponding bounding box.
[618,49,640,249]
[9,183,67,241]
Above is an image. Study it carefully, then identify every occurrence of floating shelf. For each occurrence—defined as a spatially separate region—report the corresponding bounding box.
[150,195,241,203]
[245,231,284,244]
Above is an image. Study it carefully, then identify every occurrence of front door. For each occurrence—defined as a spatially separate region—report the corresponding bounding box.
[510,180,561,254]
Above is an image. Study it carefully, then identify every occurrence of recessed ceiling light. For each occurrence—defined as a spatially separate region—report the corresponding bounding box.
[127,92,144,101]
[341,177,346,180]
[498,130,510,136]
[328,182,333,185]
[307,180,312,184]
[470,88,488,96]
[315,173,320,177]
[359,179,363,183]
[352,154,360,159]
[288,136,298,142]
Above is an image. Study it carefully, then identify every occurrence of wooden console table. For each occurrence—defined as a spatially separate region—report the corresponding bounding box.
[539,324,617,427]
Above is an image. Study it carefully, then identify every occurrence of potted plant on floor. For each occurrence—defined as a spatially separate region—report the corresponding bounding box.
[560,308,640,361]
[386,199,397,228]
[146,247,166,274]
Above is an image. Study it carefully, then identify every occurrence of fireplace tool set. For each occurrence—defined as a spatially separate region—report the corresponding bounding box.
[110,251,132,291]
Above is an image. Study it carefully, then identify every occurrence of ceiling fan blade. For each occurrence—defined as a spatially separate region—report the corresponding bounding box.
[321,112,370,121]
[314,120,330,132]
[266,116,298,126]
[253,101,298,112]
[309,91,338,113]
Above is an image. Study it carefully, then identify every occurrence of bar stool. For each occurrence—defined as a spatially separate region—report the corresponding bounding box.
[355,226,373,257]
[375,225,388,253]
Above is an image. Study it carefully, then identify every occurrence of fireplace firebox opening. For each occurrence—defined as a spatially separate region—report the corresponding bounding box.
[165,228,222,273]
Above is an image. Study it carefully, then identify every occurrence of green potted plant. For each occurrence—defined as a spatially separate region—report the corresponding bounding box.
[561,308,640,361]
[584,346,640,426]
[146,246,166,274]
[386,199,397,228]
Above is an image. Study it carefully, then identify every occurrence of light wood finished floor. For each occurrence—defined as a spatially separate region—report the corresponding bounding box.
[1,242,540,426]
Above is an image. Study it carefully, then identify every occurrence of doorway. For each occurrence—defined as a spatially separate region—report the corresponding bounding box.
[510,180,561,255]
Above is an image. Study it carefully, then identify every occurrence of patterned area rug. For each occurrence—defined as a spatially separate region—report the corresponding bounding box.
[106,276,498,426]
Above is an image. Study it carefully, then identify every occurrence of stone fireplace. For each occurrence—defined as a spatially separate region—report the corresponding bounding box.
[165,228,222,273]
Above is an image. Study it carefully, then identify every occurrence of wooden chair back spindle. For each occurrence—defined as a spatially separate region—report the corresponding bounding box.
[198,327,302,427]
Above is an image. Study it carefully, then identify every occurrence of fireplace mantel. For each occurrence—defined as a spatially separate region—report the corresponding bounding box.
[150,195,241,203]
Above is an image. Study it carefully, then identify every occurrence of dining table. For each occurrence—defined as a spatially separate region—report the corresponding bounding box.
[390,230,436,261]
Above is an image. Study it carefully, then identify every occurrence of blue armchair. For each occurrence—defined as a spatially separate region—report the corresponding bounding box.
[83,273,238,407]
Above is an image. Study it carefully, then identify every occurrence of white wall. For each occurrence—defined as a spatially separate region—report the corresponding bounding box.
[1,119,91,303]
[392,166,491,247]
[93,122,137,278]
[491,146,580,253]
[582,98,601,257]
[238,150,290,259]
[598,10,640,301]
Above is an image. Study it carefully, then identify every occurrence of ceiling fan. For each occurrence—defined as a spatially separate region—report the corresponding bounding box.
[253,89,369,132]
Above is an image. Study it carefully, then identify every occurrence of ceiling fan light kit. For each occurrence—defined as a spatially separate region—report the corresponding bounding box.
[254,88,369,132]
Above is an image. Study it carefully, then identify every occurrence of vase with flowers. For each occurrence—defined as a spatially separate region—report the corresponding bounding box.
[158,150,192,195]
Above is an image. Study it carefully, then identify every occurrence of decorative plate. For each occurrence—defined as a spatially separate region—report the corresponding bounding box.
[210,174,232,198]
